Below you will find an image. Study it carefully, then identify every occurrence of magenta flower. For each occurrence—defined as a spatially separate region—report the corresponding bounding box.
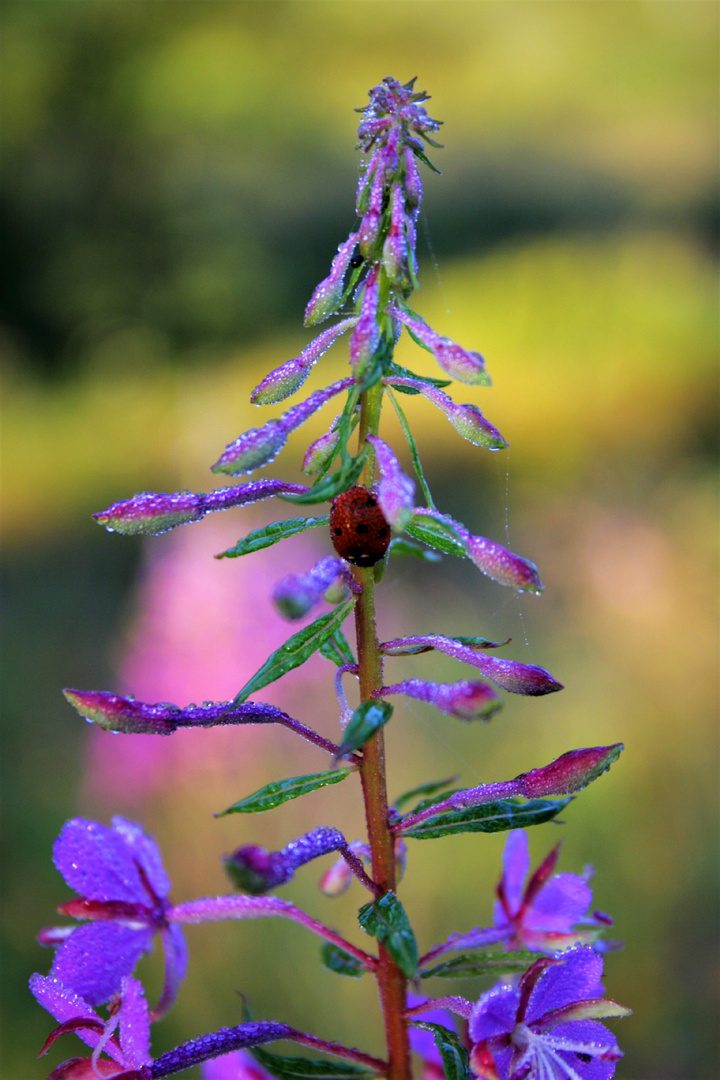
[93,480,309,537]
[38,818,187,1018]
[31,973,153,1079]
[202,1051,273,1080]
[376,678,501,722]
[212,378,354,476]
[468,947,630,1080]
[423,830,612,962]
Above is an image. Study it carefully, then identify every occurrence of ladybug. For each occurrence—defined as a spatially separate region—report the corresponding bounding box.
[329,486,391,567]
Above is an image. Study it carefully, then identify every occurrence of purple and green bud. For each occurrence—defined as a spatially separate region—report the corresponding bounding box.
[386,377,508,450]
[225,827,347,895]
[251,319,358,405]
[302,418,342,475]
[358,167,385,258]
[63,690,294,736]
[272,556,358,621]
[212,378,354,476]
[413,508,543,593]
[367,435,415,531]
[380,634,562,696]
[382,183,409,286]
[304,233,360,326]
[403,147,423,212]
[390,307,490,386]
[349,264,381,375]
[93,480,309,537]
[377,679,501,721]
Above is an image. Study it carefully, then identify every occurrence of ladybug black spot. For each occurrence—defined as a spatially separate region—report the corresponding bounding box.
[329,485,392,567]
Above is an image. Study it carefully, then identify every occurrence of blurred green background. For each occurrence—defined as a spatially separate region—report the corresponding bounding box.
[1,2,717,1078]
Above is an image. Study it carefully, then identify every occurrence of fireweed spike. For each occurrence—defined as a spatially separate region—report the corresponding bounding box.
[36,77,628,1080]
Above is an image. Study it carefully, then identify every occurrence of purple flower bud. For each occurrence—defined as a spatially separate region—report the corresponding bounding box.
[319,840,370,897]
[302,418,341,475]
[349,265,381,375]
[94,480,309,537]
[212,378,353,476]
[304,233,360,326]
[516,744,625,797]
[251,319,358,405]
[403,147,423,211]
[357,77,442,155]
[389,307,490,386]
[63,690,290,735]
[272,556,357,621]
[386,377,508,450]
[225,828,346,895]
[413,508,543,593]
[367,435,415,531]
[378,679,501,721]
[358,168,385,258]
[382,184,409,286]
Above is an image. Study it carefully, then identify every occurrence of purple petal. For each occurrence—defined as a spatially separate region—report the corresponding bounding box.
[93,481,309,537]
[213,379,353,476]
[501,830,530,917]
[539,1019,623,1080]
[153,924,188,1021]
[110,818,170,901]
[305,233,360,326]
[118,977,152,1068]
[252,320,357,405]
[63,690,290,736]
[202,1050,272,1080]
[349,265,380,375]
[425,925,508,959]
[386,378,507,450]
[379,679,501,721]
[524,874,592,933]
[367,436,415,530]
[54,820,148,903]
[50,922,154,1006]
[273,557,350,621]
[29,974,115,1058]
[469,983,520,1043]
[525,947,605,1027]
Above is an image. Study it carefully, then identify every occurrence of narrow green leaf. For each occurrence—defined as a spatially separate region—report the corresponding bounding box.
[402,797,572,840]
[387,538,442,562]
[252,1048,374,1080]
[230,601,355,706]
[410,1024,469,1080]
[319,629,356,667]
[320,941,366,979]
[420,949,537,980]
[217,768,352,817]
[281,453,367,505]
[216,516,330,559]
[405,516,467,559]
[336,700,393,760]
[413,148,442,174]
[387,389,435,509]
[385,361,452,391]
[393,776,458,812]
[358,892,418,977]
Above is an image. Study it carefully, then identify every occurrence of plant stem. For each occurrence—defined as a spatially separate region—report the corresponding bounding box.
[354,380,411,1080]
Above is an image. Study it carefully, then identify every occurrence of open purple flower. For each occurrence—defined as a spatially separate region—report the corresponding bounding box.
[468,947,630,1080]
[30,973,152,1079]
[423,830,612,963]
[38,818,187,1018]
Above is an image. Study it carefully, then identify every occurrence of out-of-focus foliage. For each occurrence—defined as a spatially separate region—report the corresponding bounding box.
[1,3,717,1080]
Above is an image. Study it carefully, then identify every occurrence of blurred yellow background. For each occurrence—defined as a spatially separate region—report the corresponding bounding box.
[1,3,717,1079]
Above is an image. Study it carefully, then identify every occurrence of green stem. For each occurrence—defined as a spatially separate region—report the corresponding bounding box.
[354,380,411,1080]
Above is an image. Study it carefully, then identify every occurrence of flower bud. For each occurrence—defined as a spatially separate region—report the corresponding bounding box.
[349,265,381,376]
[366,435,415,531]
[304,233,360,326]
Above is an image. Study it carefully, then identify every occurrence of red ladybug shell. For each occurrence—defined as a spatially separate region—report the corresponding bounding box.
[329,486,391,567]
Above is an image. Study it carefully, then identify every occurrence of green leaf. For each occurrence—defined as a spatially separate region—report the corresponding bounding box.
[216,516,330,559]
[420,948,537,980]
[387,389,435,509]
[319,629,356,667]
[320,941,365,979]
[393,776,458,812]
[229,601,355,706]
[405,515,467,559]
[281,453,367,505]
[358,892,418,977]
[413,148,442,174]
[387,538,442,562]
[217,768,352,817]
[401,797,572,840]
[409,1024,469,1080]
[336,699,393,760]
[252,1048,375,1080]
[382,634,508,658]
[385,360,452,391]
